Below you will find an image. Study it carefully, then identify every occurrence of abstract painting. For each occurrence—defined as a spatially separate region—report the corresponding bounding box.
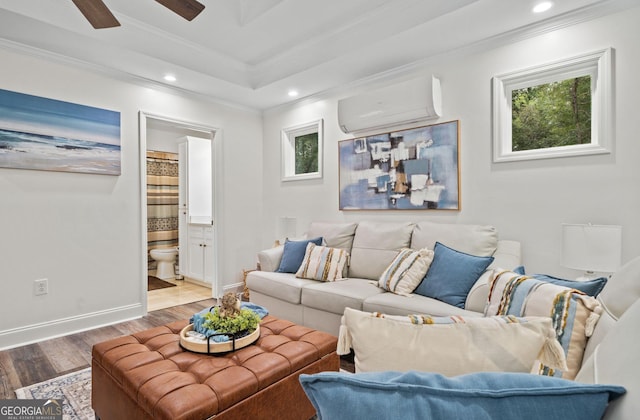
[339,120,459,210]
[0,88,121,175]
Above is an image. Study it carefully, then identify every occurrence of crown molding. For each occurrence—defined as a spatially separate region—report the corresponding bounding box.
[0,37,259,113]
[266,0,637,114]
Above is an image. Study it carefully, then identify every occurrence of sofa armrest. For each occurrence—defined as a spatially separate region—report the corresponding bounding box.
[257,245,285,272]
[465,270,492,313]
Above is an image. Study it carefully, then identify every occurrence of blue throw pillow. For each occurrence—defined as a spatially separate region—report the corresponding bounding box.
[299,371,625,420]
[513,266,607,297]
[513,265,526,275]
[414,242,494,308]
[276,237,323,273]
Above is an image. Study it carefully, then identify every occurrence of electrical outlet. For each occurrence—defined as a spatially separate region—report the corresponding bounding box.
[34,278,48,296]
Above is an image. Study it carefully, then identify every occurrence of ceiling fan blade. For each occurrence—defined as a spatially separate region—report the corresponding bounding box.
[155,0,205,21]
[72,0,120,29]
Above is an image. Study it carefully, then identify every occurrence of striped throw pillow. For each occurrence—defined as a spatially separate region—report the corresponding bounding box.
[296,243,349,282]
[485,270,603,380]
[378,248,434,295]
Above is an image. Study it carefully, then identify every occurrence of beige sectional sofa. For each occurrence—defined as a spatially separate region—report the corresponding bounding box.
[247,220,640,418]
[246,220,521,336]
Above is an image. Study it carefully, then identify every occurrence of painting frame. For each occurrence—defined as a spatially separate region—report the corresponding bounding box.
[339,120,460,211]
[0,88,121,175]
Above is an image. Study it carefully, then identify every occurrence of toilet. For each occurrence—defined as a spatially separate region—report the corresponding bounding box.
[149,247,178,280]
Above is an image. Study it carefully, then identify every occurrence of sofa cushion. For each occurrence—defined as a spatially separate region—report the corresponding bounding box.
[302,279,384,315]
[305,222,358,251]
[378,248,434,295]
[300,371,625,420]
[410,221,498,257]
[295,243,349,282]
[349,221,414,280]
[414,242,494,308]
[276,237,323,273]
[246,271,318,304]
[338,307,566,374]
[362,292,481,318]
[513,266,607,297]
[486,270,603,380]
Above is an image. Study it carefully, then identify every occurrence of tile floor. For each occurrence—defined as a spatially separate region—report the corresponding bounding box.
[147,277,213,311]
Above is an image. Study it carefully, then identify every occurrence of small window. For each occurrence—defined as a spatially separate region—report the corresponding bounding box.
[492,48,613,162]
[281,119,323,181]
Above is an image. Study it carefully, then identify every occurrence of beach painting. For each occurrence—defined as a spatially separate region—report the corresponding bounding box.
[0,88,121,175]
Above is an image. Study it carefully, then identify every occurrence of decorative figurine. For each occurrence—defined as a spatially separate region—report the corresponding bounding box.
[219,292,241,318]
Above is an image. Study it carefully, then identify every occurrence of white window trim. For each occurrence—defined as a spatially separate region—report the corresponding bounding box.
[492,47,613,163]
[281,119,323,181]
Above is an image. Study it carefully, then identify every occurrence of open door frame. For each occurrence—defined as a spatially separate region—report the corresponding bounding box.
[138,111,223,314]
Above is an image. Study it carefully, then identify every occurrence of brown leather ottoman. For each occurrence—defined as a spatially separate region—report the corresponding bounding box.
[91,315,338,420]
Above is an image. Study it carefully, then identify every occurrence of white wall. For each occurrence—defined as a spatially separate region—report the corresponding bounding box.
[262,7,640,278]
[0,48,263,348]
[2,7,638,350]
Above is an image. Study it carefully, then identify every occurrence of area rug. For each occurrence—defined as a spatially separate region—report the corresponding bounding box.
[148,275,177,291]
[15,367,94,420]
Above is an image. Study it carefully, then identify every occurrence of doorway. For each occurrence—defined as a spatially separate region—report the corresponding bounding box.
[139,112,222,313]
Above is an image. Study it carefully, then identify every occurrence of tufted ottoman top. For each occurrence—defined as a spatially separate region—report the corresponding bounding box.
[92,315,338,419]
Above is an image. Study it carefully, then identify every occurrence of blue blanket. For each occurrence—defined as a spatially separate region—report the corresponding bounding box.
[189,302,269,342]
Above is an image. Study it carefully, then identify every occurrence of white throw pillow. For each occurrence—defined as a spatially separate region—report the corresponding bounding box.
[338,307,566,375]
[378,248,434,295]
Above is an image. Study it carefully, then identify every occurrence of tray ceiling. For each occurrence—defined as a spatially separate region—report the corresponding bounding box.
[0,0,632,109]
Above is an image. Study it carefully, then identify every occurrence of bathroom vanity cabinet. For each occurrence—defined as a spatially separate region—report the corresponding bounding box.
[186,225,214,283]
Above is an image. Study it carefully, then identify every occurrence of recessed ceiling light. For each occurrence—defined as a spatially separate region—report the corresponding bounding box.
[164,74,177,82]
[288,90,299,97]
[533,1,553,13]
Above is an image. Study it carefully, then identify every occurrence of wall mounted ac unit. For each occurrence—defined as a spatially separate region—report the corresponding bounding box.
[337,75,442,134]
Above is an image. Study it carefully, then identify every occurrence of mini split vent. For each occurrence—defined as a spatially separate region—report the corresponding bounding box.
[337,75,442,134]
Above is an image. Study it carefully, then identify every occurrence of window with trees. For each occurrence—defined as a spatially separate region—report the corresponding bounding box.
[281,119,323,181]
[294,132,319,174]
[492,48,612,162]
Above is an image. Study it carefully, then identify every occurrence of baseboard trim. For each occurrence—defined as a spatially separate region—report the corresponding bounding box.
[182,277,211,288]
[0,303,144,351]
[223,282,244,295]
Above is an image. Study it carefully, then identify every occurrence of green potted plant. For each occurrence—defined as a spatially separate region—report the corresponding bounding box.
[202,292,260,337]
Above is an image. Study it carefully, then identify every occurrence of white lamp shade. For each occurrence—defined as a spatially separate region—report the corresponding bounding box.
[561,224,622,273]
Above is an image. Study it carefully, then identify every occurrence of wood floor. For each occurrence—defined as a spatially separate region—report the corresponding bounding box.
[0,298,216,399]
[0,290,353,400]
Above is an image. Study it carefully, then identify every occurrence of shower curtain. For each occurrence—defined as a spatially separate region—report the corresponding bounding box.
[147,151,179,270]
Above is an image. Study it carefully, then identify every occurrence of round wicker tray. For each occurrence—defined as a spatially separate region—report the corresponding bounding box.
[179,323,260,354]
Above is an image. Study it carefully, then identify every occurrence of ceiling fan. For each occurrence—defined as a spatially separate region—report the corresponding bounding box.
[71,0,205,29]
